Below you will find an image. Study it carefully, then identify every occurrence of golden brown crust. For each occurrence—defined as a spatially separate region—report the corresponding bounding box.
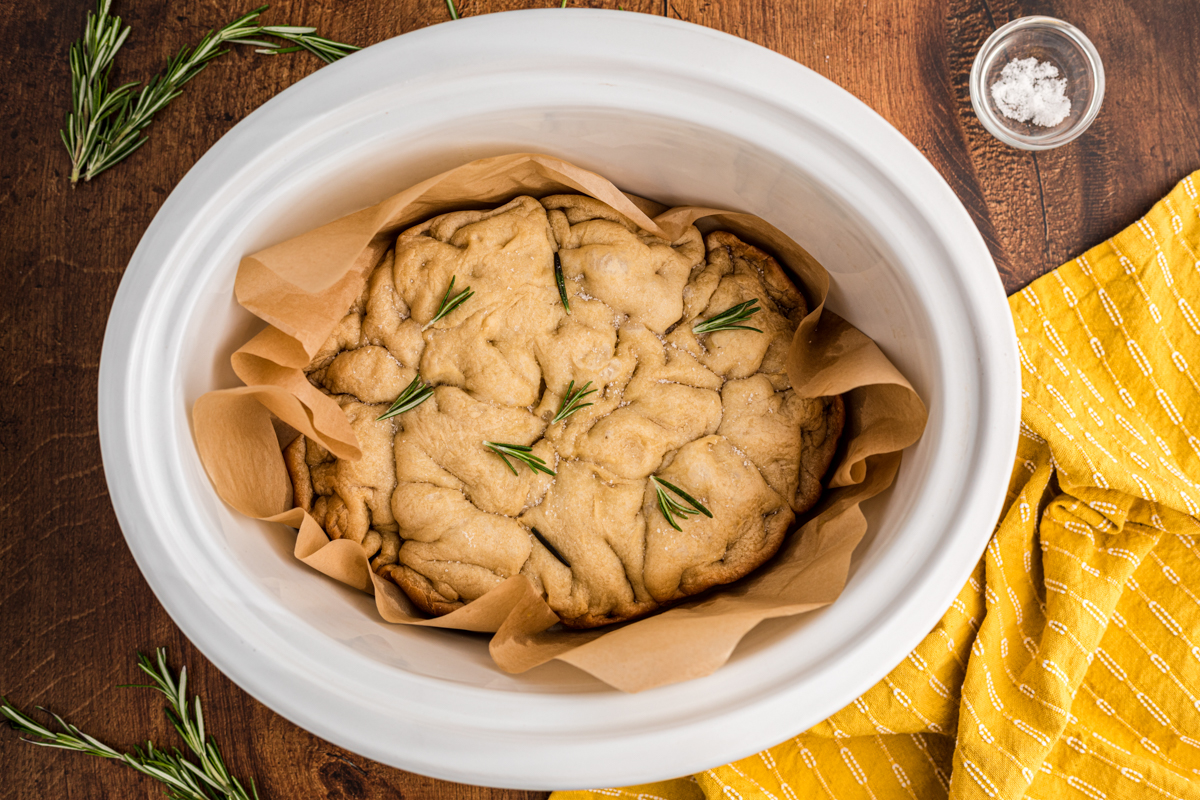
[704,230,808,323]
[797,394,845,515]
[381,563,466,617]
[284,196,845,630]
[282,435,312,513]
[557,605,658,630]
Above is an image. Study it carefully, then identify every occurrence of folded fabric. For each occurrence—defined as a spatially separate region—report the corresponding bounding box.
[555,170,1200,800]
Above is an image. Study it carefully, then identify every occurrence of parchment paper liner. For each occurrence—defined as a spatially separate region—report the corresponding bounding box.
[193,154,927,693]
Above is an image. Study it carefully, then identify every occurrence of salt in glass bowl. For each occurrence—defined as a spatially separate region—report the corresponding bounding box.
[970,16,1105,150]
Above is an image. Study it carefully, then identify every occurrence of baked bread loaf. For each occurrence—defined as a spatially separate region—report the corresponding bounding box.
[284,194,844,628]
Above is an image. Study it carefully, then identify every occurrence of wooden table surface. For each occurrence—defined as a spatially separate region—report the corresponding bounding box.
[2,1,1198,797]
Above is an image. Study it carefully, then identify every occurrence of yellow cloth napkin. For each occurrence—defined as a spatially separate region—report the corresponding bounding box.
[555,171,1200,800]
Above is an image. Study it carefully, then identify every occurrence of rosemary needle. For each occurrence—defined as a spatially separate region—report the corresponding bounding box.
[445,0,461,20]
[485,442,556,476]
[1,648,259,800]
[551,380,597,424]
[693,298,764,335]
[651,475,713,531]
[377,374,434,421]
[554,252,570,313]
[424,275,474,330]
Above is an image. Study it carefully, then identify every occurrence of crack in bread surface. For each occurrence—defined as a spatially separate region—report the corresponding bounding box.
[287,195,844,628]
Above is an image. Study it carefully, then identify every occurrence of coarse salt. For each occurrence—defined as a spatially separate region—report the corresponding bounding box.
[990,57,1071,127]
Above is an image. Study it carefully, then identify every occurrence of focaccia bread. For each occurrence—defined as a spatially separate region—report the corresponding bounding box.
[284,194,844,628]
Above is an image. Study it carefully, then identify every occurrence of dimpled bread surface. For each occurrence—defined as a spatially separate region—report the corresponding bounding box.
[284,195,844,629]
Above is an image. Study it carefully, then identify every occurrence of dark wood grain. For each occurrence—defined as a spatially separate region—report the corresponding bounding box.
[1,1,1198,798]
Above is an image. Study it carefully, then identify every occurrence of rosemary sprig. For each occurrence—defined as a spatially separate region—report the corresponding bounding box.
[237,21,361,63]
[424,275,474,330]
[554,252,571,313]
[692,298,763,335]
[651,475,713,531]
[63,2,358,183]
[377,374,434,421]
[485,442,556,476]
[552,380,596,424]
[1,648,259,800]
[61,0,133,185]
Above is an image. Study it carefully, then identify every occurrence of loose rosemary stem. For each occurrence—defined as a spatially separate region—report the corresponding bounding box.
[62,1,358,183]
[2,648,259,800]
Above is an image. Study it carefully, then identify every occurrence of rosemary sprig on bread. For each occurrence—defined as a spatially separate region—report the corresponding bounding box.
[425,275,474,329]
[377,374,434,421]
[651,476,713,531]
[484,442,556,476]
[552,380,597,424]
[554,252,571,312]
[693,298,763,334]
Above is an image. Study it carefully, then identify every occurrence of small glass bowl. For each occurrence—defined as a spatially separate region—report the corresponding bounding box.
[970,16,1104,150]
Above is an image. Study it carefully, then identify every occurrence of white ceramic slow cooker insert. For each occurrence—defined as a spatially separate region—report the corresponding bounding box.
[99,10,1019,790]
